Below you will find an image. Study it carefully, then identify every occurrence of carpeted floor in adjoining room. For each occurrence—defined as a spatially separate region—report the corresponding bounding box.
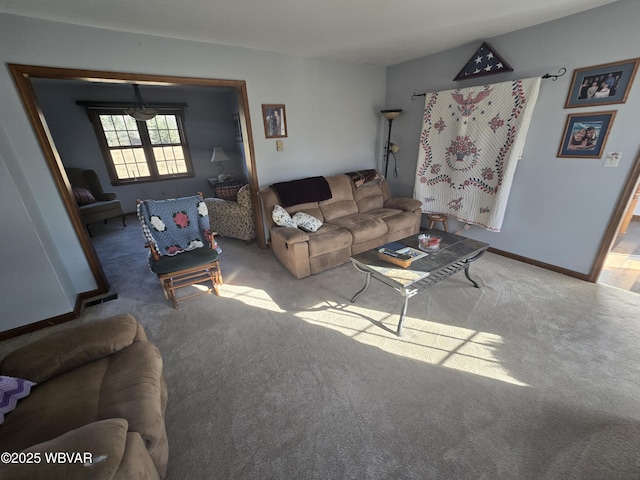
[2,217,640,480]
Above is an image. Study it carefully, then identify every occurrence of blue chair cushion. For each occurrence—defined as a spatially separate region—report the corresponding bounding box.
[150,248,219,275]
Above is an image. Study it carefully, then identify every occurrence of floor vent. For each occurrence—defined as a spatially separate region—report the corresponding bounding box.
[84,293,118,308]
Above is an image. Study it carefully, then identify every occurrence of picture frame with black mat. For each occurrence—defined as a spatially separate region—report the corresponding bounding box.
[557,111,616,159]
[564,58,639,108]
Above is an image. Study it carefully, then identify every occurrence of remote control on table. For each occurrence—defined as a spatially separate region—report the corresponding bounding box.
[379,248,412,261]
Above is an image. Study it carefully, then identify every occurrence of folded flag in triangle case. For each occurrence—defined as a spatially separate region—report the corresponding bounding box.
[454,42,513,81]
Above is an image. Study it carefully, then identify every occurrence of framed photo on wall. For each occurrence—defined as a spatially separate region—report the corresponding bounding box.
[262,104,287,138]
[557,111,616,158]
[564,58,639,108]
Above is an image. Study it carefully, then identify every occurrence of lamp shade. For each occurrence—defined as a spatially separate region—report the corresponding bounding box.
[211,147,231,162]
[381,109,402,120]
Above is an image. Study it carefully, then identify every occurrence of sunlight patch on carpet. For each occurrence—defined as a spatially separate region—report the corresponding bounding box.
[296,303,529,387]
[219,284,286,313]
[603,252,628,269]
[621,255,640,270]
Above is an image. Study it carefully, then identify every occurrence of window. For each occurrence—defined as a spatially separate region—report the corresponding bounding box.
[87,107,193,185]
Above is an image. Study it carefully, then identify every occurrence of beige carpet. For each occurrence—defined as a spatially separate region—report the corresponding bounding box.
[2,217,640,479]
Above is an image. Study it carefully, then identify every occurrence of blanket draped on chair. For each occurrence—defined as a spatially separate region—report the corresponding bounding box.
[137,196,210,256]
[413,77,541,231]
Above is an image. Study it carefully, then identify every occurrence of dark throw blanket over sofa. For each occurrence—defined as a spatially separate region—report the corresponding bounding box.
[259,172,422,279]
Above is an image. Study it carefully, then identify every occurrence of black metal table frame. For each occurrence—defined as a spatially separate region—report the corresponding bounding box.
[350,246,487,337]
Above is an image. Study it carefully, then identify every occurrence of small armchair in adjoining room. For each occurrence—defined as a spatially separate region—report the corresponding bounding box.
[137,193,223,308]
[205,184,256,242]
[65,167,126,236]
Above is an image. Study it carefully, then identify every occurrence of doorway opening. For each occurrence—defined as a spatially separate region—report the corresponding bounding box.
[591,147,640,291]
[598,181,640,293]
[9,64,266,298]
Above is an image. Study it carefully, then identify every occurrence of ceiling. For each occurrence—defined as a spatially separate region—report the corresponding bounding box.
[0,0,621,66]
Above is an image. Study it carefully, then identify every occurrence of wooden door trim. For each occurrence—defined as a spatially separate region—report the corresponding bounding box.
[9,64,265,300]
[588,148,640,282]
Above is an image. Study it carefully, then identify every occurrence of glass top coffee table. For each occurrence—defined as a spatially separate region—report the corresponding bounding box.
[350,230,489,336]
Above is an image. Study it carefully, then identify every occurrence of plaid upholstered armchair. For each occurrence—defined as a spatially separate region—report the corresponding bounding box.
[204,184,256,242]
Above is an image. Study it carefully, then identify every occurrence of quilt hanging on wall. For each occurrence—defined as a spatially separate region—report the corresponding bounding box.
[413,77,541,231]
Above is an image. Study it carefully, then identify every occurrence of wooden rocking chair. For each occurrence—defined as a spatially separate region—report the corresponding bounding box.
[137,193,222,308]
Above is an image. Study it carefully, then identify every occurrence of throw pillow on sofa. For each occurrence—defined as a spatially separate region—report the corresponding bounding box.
[292,212,323,232]
[272,205,296,228]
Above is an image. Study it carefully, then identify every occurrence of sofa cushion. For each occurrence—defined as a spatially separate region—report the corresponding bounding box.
[72,186,96,205]
[78,199,122,214]
[328,213,388,244]
[150,247,219,275]
[97,341,167,474]
[319,175,359,221]
[307,224,353,257]
[0,419,129,480]
[0,376,36,425]
[368,208,421,233]
[384,196,422,211]
[0,357,112,455]
[320,200,358,221]
[356,194,384,213]
[0,314,140,384]
[352,181,385,213]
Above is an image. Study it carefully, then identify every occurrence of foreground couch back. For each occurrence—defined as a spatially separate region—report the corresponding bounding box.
[259,173,422,278]
[0,314,168,480]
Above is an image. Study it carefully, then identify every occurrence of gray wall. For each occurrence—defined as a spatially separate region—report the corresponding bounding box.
[385,0,640,274]
[0,13,386,332]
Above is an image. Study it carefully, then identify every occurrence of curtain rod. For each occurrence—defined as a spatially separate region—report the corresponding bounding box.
[411,68,566,101]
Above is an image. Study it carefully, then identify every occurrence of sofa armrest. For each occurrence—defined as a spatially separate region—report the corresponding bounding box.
[0,314,142,384]
[270,226,309,244]
[95,192,117,202]
[383,197,422,212]
[0,419,129,480]
[269,227,311,279]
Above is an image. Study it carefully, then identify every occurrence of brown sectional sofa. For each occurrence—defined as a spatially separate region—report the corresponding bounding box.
[259,173,422,279]
[0,314,168,480]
